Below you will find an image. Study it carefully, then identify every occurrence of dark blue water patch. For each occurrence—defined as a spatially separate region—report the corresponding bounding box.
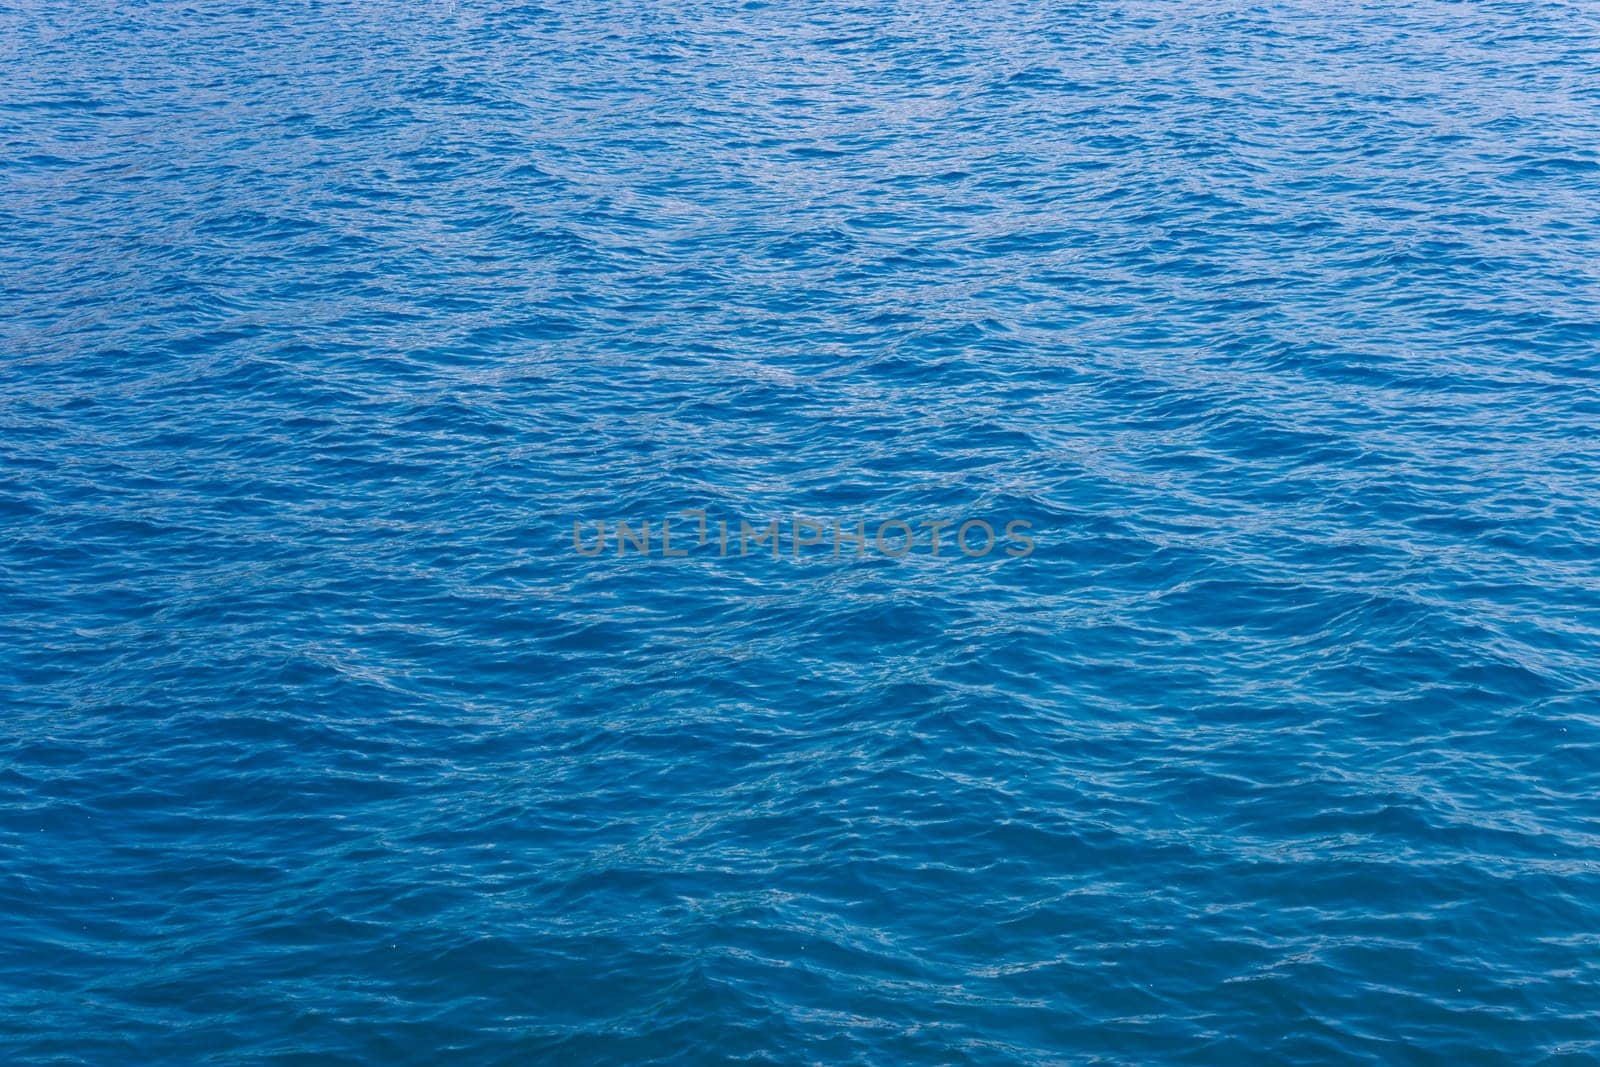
[4,0,1600,1063]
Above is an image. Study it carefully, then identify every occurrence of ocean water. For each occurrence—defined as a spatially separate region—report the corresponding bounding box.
[3,0,1599,1062]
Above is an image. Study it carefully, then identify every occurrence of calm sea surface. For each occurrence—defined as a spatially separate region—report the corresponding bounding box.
[3,1,1599,1062]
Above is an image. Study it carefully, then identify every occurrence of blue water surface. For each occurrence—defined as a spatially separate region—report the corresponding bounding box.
[3,1,1600,1062]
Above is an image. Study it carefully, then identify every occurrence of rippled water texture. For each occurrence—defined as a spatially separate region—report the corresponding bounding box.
[4,1,1600,1062]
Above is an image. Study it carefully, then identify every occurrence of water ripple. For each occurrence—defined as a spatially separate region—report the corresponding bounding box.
[3,0,1600,1063]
